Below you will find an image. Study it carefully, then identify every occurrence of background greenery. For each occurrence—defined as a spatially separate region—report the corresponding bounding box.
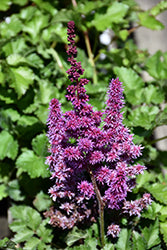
[0,0,167,249]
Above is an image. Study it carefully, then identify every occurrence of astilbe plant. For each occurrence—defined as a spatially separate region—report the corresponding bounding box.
[45,21,152,247]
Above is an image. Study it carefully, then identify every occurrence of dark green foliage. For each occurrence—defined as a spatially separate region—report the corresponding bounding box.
[0,0,167,249]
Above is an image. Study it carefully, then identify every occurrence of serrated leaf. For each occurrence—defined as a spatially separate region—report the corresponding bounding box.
[10,66,34,98]
[0,131,18,160]
[35,80,58,104]
[142,219,160,249]
[36,219,53,243]
[91,2,129,31]
[23,14,49,42]
[146,51,167,80]
[0,15,22,38]
[24,237,41,250]
[66,227,87,247]
[32,134,48,157]
[33,191,52,212]
[142,202,162,220]
[10,221,27,233]
[10,205,42,231]
[2,38,27,56]
[1,108,20,122]
[159,206,167,222]
[138,12,164,30]
[13,229,34,243]
[102,243,114,250]
[7,54,28,66]
[114,66,144,90]
[146,183,167,204]
[150,1,167,16]
[35,105,49,124]
[128,106,159,129]
[37,241,52,250]
[125,88,144,105]
[132,231,146,250]
[143,85,164,104]
[136,171,155,189]
[116,228,131,250]
[17,115,38,126]
[16,150,49,178]
[77,1,106,15]
[160,221,167,245]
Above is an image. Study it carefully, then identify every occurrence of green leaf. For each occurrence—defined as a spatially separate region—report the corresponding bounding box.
[1,108,20,123]
[35,105,49,124]
[10,66,34,98]
[36,219,53,243]
[142,202,162,220]
[132,231,146,250]
[102,243,115,250]
[138,12,164,30]
[143,85,165,104]
[150,1,167,16]
[33,191,52,212]
[128,106,159,129]
[159,206,167,222]
[2,38,27,56]
[8,179,25,201]
[91,2,129,31]
[160,221,167,245]
[114,66,144,90]
[0,65,5,84]
[17,115,38,126]
[35,80,58,104]
[23,14,49,42]
[24,237,41,250]
[0,237,17,249]
[13,228,34,243]
[0,15,22,38]
[142,219,160,249]
[0,131,18,160]
[10,205,42,231]
[116,228,131,250]
[146,183,167,204]
[16,150,49,178]
[66,227,87,247]
[7,54,28,67]
[0,184,8,200]
[0,0,11,11]
[10,221,27,233]
[77,1,106,15]
[119,30,129,41]
[12,0,28,5]
[146,51,167,80]
[136,171,155,189]
[32,134,48,156]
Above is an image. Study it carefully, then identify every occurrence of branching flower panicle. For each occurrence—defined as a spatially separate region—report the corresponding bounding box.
[45,21,151,241]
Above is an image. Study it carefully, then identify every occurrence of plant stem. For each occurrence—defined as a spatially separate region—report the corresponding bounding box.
[89,170,105,248]
[83,31,98,85]
[149,135,167,145]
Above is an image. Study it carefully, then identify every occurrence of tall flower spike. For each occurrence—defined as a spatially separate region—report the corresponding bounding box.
[45,21,152,244]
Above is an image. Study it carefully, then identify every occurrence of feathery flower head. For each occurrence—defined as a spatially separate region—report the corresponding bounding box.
[45,21,151,239]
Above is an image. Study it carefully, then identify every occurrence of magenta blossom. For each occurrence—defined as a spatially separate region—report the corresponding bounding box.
[45,21,151,239]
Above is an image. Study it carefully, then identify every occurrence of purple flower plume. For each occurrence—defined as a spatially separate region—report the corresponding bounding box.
[45,21,151,238]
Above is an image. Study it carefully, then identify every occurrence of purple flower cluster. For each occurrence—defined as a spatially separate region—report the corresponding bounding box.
[45,21,151,237]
